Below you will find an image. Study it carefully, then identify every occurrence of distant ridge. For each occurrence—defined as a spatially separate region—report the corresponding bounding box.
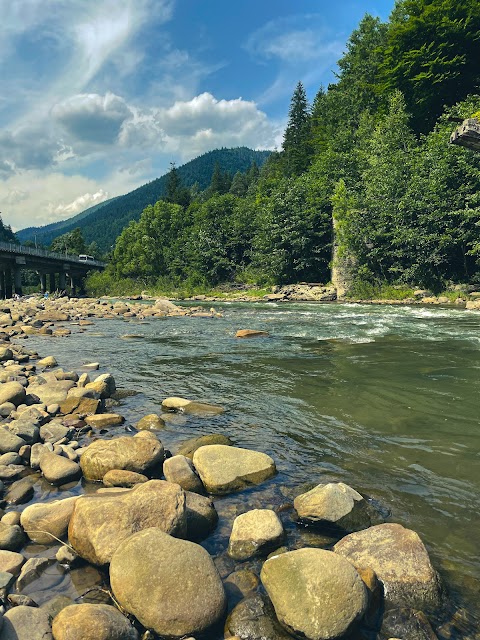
[17,147,271,251]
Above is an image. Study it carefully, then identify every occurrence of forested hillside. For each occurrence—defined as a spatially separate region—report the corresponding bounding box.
[17,148,270,252]
[89,0,480,296]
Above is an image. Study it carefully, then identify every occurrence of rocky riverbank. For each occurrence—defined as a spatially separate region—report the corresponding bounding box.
[0,296,475,639]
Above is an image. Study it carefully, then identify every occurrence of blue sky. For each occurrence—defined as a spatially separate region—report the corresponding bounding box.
[0,0,394,230]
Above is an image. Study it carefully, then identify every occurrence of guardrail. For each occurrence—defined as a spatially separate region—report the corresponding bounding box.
[0,241,105,267]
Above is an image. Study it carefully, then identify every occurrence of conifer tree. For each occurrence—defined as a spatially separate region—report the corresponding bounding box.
[282,82,312,176]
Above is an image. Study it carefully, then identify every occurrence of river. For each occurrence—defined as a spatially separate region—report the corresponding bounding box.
[23,301,480,637]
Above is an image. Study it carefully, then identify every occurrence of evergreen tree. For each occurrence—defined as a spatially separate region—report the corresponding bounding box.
[0,216,17,243]
[282,82,313,176]
[165,162,191,208]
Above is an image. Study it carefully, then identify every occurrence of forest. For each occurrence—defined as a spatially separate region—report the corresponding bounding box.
[87,0,480,297]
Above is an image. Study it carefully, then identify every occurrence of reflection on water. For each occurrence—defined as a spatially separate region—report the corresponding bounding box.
[22,302,480,637]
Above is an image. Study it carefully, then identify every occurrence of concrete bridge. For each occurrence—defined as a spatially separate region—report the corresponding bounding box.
[0,242,106,298]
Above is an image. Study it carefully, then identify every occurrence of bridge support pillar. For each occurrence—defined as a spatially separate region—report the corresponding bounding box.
[49,273,56,293]
[70,275,76,297]
[0,272,5,299]
[4,270,12,299]
[40,273,47,294]
[59,272,66,291]
[14,268,22,297]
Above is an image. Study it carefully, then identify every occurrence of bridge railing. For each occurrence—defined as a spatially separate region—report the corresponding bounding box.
[0,242,105,267]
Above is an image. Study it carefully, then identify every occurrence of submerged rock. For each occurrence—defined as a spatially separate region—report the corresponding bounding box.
[380,608,439,640]
[235,330,269,338]
[261,548,367,640]
[110,528,226,638]
[68,480,186,565]
[228,509,284,561]
[185,491,218,541]
[225,594,293,640]
[176,434,233,459]
[333,523,444,613]
[136,414,165,430]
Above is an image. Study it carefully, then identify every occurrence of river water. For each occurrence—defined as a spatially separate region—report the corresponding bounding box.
[23,301,480,637]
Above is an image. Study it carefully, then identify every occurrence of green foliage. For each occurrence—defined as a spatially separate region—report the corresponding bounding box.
[0,216,17,243]
[282,82,313,176]
[49,227,86,256]
[380,0,480,133]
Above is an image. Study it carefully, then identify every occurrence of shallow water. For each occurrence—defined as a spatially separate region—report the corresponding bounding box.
[21,301,480,637]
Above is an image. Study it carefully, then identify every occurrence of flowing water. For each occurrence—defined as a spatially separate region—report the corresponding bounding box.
[20,301,480,637]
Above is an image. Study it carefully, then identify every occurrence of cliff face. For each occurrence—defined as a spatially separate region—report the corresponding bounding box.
[450,118,480,151]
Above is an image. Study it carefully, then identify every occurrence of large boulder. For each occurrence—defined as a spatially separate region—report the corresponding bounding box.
[228,509,284,561]
[0,382,26,407]
[52,603,138,640]
[28,381,75,405]
[0,427,26,454]
[193,445,276,494]
[110,528,226,638]
[293,482,379,532]
[1,605,53,639]
[68,480,186,565]
[80,435,164,480]
[260,548,367,640]
[333,523,444,613]
[20,496,78,544]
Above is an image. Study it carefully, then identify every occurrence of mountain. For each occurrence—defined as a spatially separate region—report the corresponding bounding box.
[17,147,271,251]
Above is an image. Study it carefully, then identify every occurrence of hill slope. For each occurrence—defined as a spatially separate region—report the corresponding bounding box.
[18,148,270,251]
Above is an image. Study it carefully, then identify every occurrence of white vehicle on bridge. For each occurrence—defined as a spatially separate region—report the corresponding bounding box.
[78,254,95,262]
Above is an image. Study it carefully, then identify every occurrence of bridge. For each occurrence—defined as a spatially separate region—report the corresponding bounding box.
[0,242,106,298]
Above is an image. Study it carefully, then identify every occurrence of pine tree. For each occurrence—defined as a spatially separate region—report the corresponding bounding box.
[282,82,313,176]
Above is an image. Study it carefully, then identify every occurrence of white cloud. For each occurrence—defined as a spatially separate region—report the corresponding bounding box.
[0,172,110,229]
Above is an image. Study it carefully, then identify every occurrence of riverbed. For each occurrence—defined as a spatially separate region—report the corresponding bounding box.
[23,300,480,636]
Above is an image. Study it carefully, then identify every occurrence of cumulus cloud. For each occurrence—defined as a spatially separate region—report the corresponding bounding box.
[52,93,133,144]
[0,128,66,172]
[0,172,110,229]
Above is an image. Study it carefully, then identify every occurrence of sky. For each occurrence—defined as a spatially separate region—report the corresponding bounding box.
[0,0,395,231]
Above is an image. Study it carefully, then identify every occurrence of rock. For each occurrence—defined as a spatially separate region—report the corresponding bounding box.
[41,595,74,619]
[39,423,72,443]
[80,435,164,481]
[28,381,75,405]
[7,421,39,444]
[69,480,186,565]
[0,464,25,481]
[0,522,24,551]
[183,402,224,415]
[0,402,15,417]
[39,450,81,485]
[0,550,25,575]
[5,476,36,505]
[228,509,284,561]
[164,455,204,494]
[92,373,116,397]
[185,491,218,541]
[59,396,99,416]
[380,608,439,640]
[235,330,269,338]
[193,445,276,495]
[162,396,193,411]
[103,469,148,487]
[136,414,165,430]
[8,593,38,607]
[0,452,21,466]
[0,382,26,407]
[16,557,54,591]
[110,528,226,638]
[0,570,15,589]
[84,413,124,428]
[0,427,26,454]
[293,482,379,532]
[224,569,260,607]
[177,434,233,459]
[20,497,78,544]
[52,603,139,640]
[37,356,57,368]
[0,348,13,361]
[225,594,293,640]
[82,362,99,371]
[55,545,78,565]
[36,311,69,321]
[333,523,444,613]
[0,605,53,639]
[1,512,20,526]
[261,548,367,640]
